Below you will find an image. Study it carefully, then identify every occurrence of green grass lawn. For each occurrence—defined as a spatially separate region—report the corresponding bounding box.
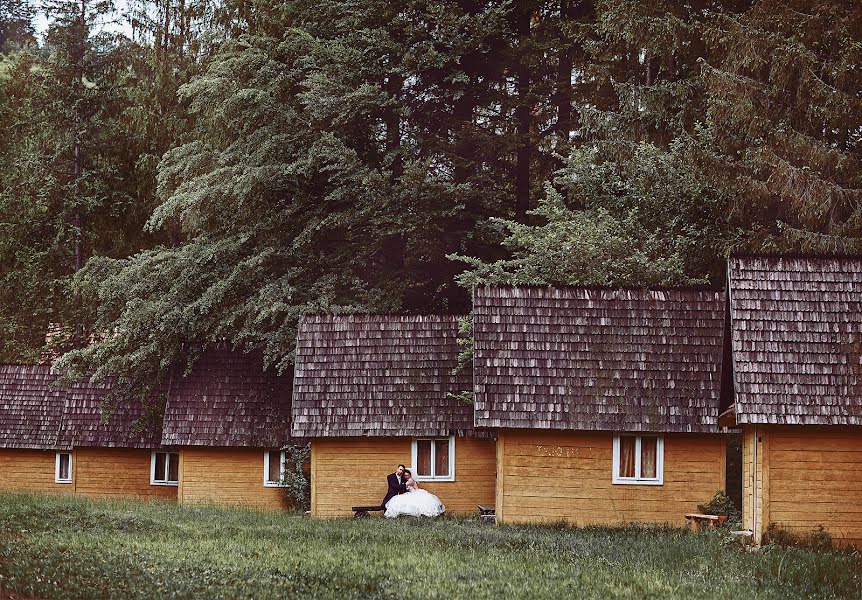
[0,493,860,600]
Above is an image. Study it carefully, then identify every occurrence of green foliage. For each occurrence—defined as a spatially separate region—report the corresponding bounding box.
[453,141,735,288]
[1,0,860,384]
[1,492,861,599]
[764,524,836,552]
[697,490,740,523]
[280,444,311,511]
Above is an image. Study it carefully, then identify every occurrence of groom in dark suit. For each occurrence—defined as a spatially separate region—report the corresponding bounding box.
[382,464,407,509]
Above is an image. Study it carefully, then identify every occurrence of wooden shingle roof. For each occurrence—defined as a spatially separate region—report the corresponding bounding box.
[728,256,862,425]
[291,314,475,437]
[161,348,292,447]
[0,365,66,449]
[473,286,725,433]
[57,378,165,449]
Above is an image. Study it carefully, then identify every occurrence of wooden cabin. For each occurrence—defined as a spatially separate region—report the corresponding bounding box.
[292,315,497,517]
[473,286,727,526]
[0,365,173,500]
[160,348,293,510]
[0,365,70,494]
[721,257,862,547]
[58,378,176,501]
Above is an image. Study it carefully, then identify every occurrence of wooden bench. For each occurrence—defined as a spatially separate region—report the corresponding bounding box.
[685,513,727,531]
[352,505,384,518]
[478,504,496,524]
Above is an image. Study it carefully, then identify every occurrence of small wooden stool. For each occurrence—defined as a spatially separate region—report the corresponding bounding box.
[478,504,496,524]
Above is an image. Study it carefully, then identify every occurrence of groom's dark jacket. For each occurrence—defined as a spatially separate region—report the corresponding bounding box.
[382,472,407,508]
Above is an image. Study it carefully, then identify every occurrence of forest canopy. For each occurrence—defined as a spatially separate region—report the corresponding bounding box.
[0,0,860,382]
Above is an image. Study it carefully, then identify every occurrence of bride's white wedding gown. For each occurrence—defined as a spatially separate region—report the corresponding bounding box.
[384,487,445,518]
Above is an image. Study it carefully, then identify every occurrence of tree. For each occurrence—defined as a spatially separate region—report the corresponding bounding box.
[452,140,735,288]
[0,0,35,50]
[0,1,154,361]
[700,0,862,252]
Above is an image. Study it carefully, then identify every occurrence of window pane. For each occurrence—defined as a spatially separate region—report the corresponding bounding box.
[434,439,450,477]
[619,436,636,478]
[416,440,432,476]
[267,451,281,483]
[167,453,179,482]
[641,437,657,479]
[154,452,166,481]
[59,454,70,480]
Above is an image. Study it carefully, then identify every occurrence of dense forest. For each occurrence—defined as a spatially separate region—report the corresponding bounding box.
[0,0,860,385]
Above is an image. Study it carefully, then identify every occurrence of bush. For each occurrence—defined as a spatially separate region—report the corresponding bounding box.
[698,490,740,523]
[764,524,834,551]
[279,444,311,511]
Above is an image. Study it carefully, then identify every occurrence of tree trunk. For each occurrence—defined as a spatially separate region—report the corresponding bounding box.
[384,74,403,180]
[514,8,531,222]
[72,0,86,347]
[554,0,573,155]
[555,0,591,157]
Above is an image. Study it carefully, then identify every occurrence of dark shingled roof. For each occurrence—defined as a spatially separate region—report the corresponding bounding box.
[291,314,474,437]
[0,365,66,449]
[57,378,165,449]
[161,348,292,447]
[473,286,725,433]
[729,256,862,425]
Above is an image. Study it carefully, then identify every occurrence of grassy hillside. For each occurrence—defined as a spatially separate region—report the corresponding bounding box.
[0,493,859,600]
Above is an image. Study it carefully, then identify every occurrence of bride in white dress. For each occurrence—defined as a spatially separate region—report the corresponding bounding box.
[384,469,445,518]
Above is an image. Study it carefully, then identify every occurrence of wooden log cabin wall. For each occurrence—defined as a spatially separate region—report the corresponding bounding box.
[160,348,294,510]
[0,365,69,493]
[473,286,729,527]
[0,349,293,508]
[292,314,497,517]
[0,365,175,500]
[723,257,862,547]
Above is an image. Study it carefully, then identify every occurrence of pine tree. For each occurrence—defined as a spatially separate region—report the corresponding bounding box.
[0,0,35,50]
[0,1,150,361]
[700,0,862,252]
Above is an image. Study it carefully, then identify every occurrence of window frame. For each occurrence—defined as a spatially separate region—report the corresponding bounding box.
[150,451,179,487]
[55,451,72,484]
[411,436,455,482]
[263,450,287,487]
[612,434,664,486]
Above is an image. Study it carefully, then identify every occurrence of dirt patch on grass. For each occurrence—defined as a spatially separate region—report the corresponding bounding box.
[1,591,44,600]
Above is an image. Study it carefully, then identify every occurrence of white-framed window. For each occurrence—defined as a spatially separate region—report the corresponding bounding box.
[263,450,286,487]
[411,436,455,482]
[612,434,664,485]
[55,452,72,484]
[150,451,179,486]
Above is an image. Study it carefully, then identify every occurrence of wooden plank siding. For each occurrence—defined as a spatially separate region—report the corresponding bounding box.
[73,448,176,501]
[311,436,496,518]
[496,430,726,526]
[741,427,766,537]
[744,425,862,547]
[0,449,66,494]
[178,447,288,510]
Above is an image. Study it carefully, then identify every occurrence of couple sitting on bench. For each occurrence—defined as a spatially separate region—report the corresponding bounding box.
[382,463,445,518]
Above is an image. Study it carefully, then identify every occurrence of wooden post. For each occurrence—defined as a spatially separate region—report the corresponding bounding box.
[71,449,77,494]
[495,431,505,525]
[177,449,184,504]
[310,439,318,517]
[761,429,771,540]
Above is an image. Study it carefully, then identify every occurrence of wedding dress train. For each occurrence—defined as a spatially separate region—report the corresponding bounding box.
[384,488,445,518]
